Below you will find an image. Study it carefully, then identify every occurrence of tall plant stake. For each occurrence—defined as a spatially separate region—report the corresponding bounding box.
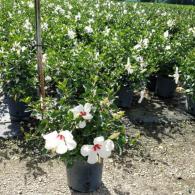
[35,0,45,112]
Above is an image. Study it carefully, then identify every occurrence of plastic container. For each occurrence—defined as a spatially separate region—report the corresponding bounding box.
[6,96,31,121]
[147,75,157,92]
[186,96,195,116]
[117,85,133,108]
[155,76,176,98]
[66,160,103,193]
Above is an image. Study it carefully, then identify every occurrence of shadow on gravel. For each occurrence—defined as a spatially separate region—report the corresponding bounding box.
[25,159,48,179]
[0,122,22,138]
[114,188,130,195]
[0,97,9,120]
[124,92,193,143]
[0,137,51,179]
[17,140,53,179]
[69,183,112,195]
[0,140,11,163]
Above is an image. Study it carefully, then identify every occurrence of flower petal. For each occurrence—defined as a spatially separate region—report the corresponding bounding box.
[42,131,58,150]
[104,139,115,151]
[59,130,77,151]
[56,140,68,154]
[98,140,114,159]
[44,139,58,150]
[60,130,73,140]
[83,114,93,120]
[84,103,92,113]
[98,148,111,159]
[66,139,77,151]
[87,152,98,164]
[81,145,93,157]
[42,131,58,140]
[74,104,84,113]
[78,121,86,128]
[94,136,105,145]
[70,105,84,119]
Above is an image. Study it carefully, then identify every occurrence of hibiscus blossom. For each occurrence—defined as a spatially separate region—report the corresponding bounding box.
[173,67,179,84]
[138,89,146,104]
[125,57,133,74]
[70,103,93,128]
[67,29,76,39]
[81,136,114,164]
[43,130,77,154]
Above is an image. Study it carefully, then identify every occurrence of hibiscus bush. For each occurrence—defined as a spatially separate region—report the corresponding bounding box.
[39,1,195,96]
[33,94,126,165]
[180,48,195,99]
[1,0,195,100]
[0,0,37,100]
[1,0,195,164]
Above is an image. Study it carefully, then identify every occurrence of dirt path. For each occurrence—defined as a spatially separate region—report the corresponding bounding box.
[0,93,195,195]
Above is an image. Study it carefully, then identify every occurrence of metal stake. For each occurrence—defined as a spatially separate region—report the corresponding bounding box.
[34,0,45,110]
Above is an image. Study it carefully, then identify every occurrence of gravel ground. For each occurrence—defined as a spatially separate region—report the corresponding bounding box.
[0,92,195,195]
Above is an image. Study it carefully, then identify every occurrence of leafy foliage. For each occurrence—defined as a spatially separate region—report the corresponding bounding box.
[1,0,195,161]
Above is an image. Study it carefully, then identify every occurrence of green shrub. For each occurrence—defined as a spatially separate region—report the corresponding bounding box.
[1,1,195,161]
[0,0,37,100]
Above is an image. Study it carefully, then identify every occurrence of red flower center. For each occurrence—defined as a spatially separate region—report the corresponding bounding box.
[80,111,87,116]
[57,135,65,141]
[93,144,102,152]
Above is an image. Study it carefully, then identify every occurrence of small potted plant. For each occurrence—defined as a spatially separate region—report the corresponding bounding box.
[0,3,37,121]
[153,36,178,98]
[37,93,126,192]
[1,50,37,121]
[155,62,178,98]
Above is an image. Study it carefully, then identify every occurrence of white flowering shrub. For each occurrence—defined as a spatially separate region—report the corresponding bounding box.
[1,0,195,163]
[1,0,195,100]
[35,95,126,165]
[0,0,37,100]
[39,1,195,95]
[181,49,195,99]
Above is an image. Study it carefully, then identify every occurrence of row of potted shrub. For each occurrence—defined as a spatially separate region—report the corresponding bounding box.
[1,1,195,107]
[0,0,195,192]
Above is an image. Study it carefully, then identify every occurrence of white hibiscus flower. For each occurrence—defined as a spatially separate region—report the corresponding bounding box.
[78,121,87,129]
[189,27,195,37]
[24,19,32,31]
[84,26,93,34]
[75,12,81,21]
[68,29,76,39]
[81,136,114,164]
[70,103,93,129]
[164,30,169,39]
[70,103,93,120]
[125,57,133,74]
[43,130,77,154]
[165,45,171,50]
[138,89,146,104]
[169,67,179,84]
[167,19,175,28]
[173,67,179,84]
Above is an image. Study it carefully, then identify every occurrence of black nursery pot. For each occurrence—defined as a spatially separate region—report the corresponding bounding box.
[147,75,157,92]
[117,85,133,108]
[186,96,195,116]
[155,76,176,98]
[6,96,31,121]
[66,161,103,193]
